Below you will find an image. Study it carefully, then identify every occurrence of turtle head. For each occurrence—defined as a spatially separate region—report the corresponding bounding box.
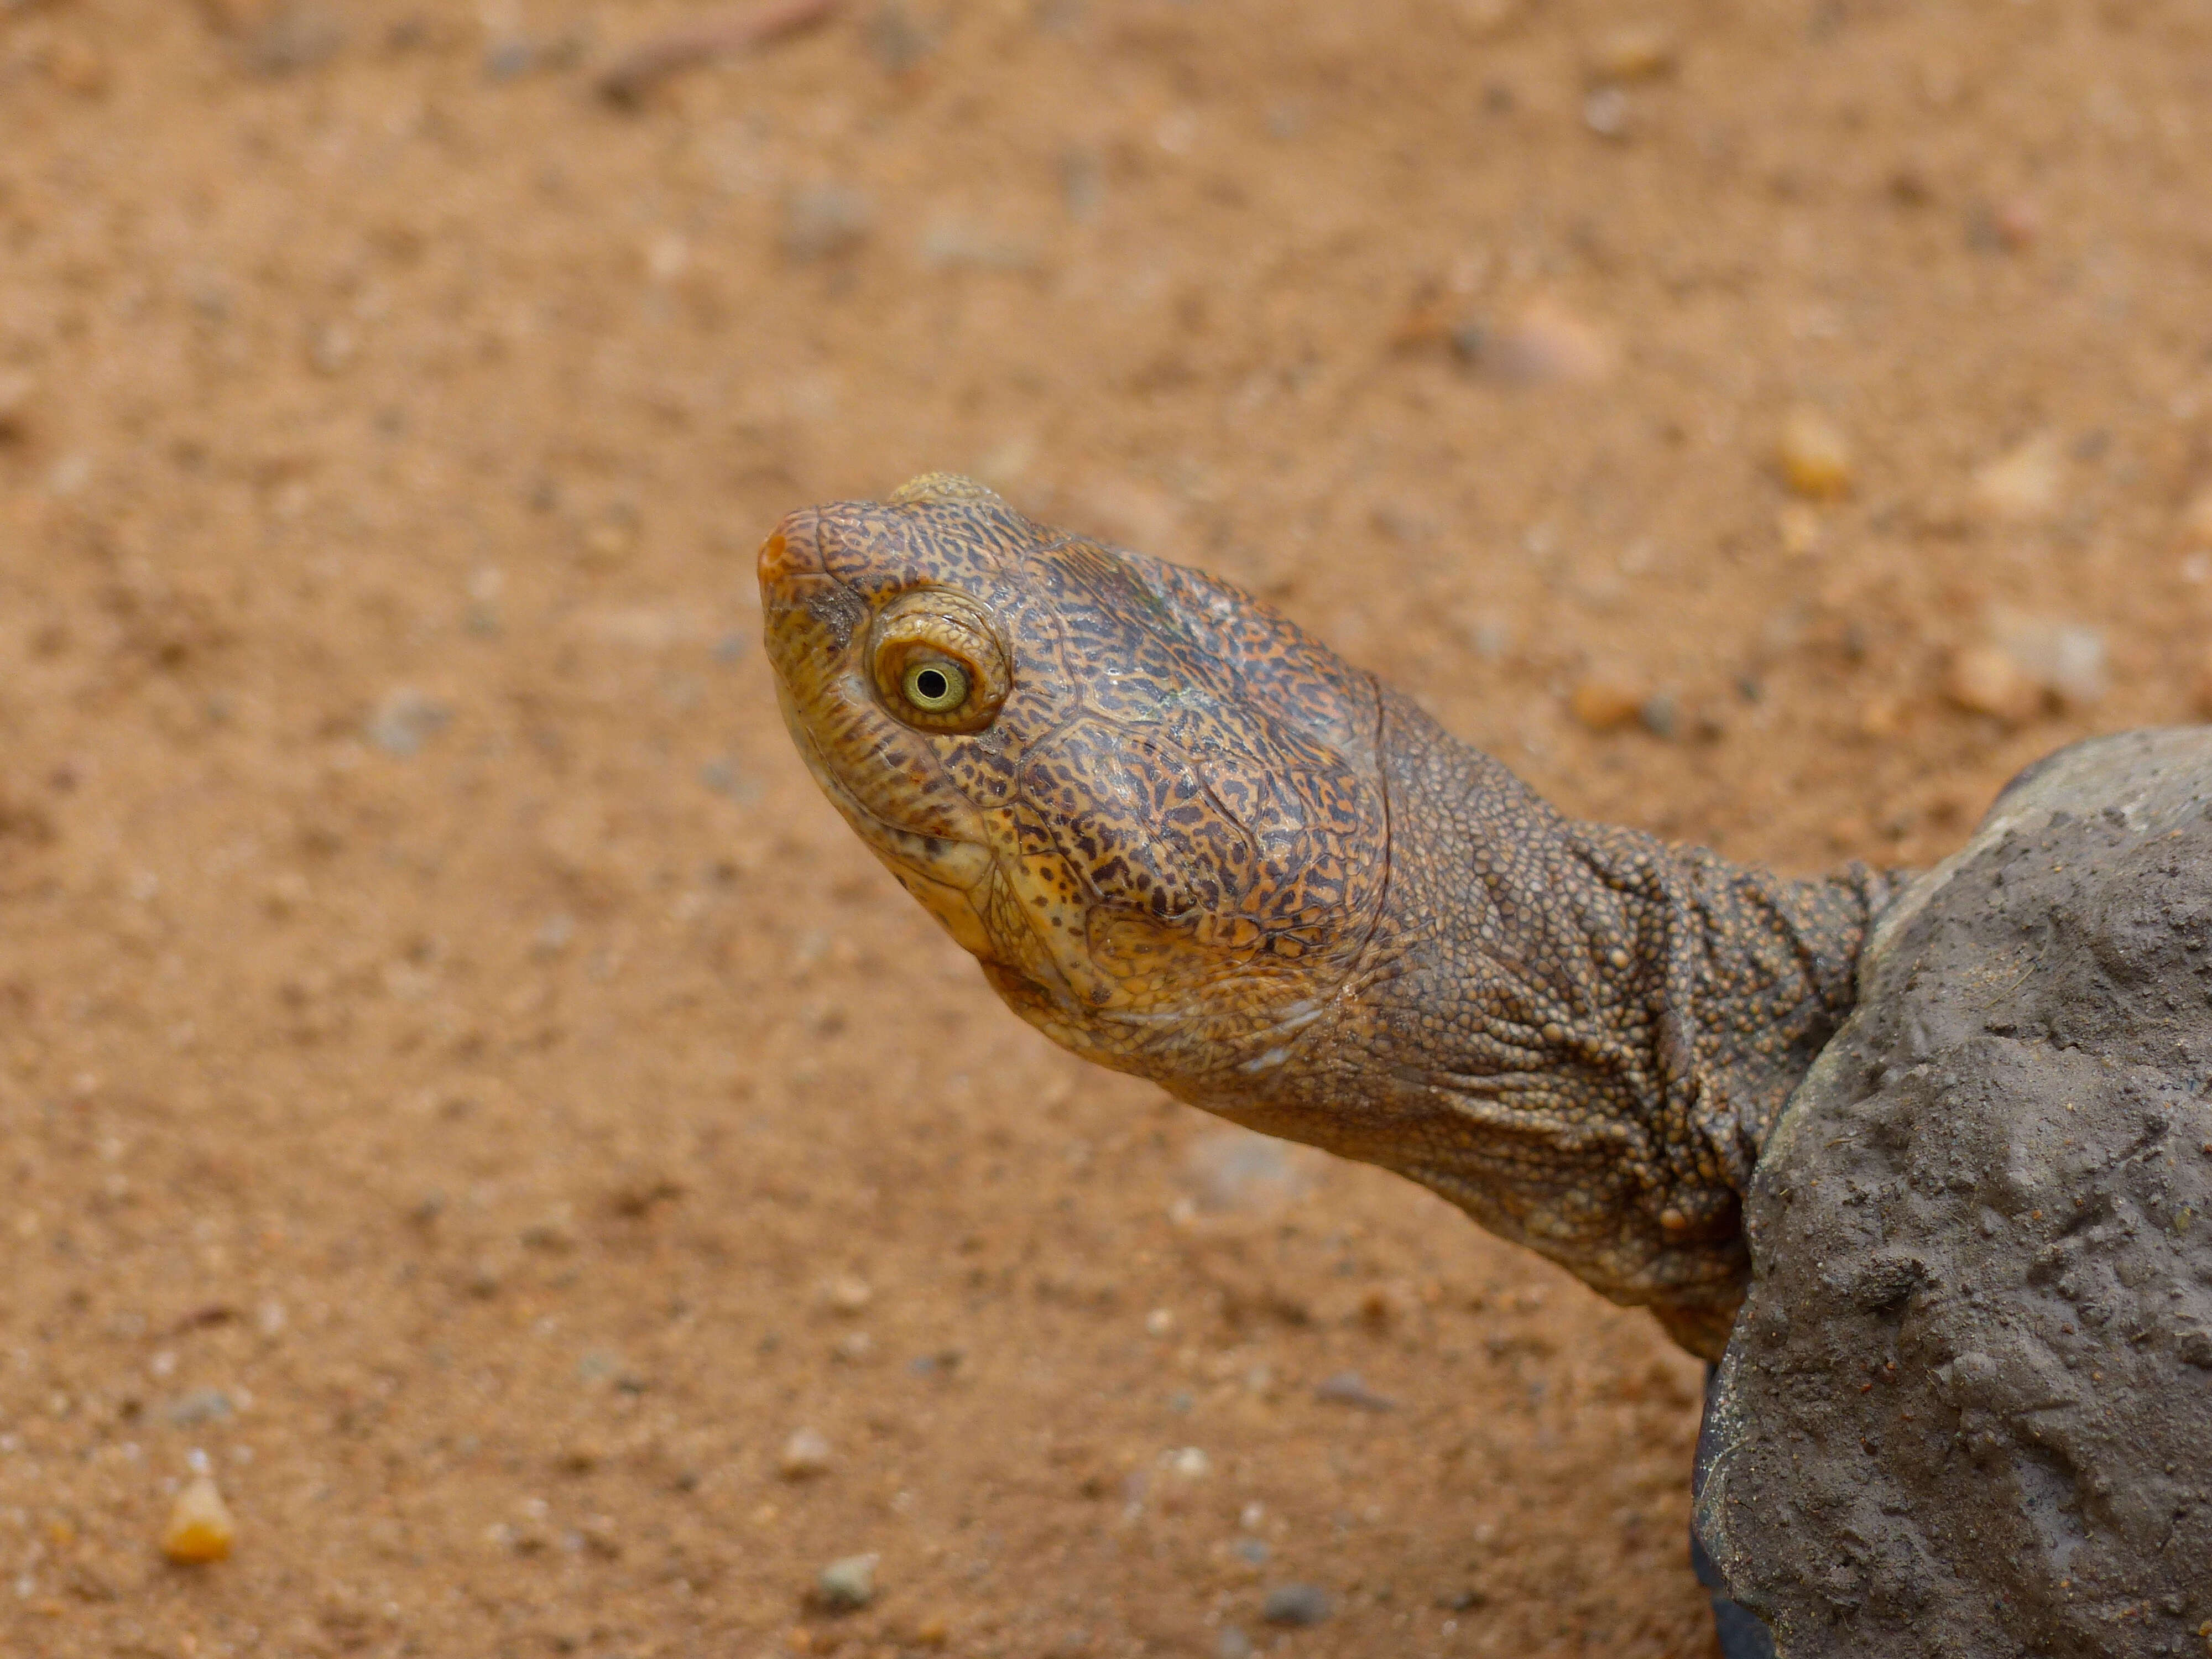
[758,473,1390,1097]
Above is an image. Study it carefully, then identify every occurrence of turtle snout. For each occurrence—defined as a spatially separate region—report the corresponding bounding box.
[758,507,872,681]
[757,506,826,593]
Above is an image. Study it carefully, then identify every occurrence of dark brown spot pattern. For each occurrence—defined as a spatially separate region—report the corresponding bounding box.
[760,475,1903,1359]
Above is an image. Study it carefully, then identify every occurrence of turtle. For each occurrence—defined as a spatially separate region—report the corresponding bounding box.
[757,472,2212,1658]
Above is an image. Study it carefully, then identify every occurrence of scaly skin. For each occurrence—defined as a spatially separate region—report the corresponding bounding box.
[760,475,1902,1358]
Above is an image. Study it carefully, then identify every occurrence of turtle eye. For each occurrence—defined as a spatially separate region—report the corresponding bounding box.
[901,659,969,713]
[870,589,1009,734]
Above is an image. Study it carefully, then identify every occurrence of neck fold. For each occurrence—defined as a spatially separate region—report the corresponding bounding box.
[1258,691,1901,1358]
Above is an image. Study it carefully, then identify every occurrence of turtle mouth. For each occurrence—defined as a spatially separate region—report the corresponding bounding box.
[782,701,992,889]
[771,678,1095,1006]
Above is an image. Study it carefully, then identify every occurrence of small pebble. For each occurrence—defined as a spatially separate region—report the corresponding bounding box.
[1312,1370,1399,1412]
[918,218,1041,273]
[822,1275,873,1314]
[1777,406,1853,499]
[1970,432,2064,523]
[1169,1447,1211,1479]
[1585,23,1676,82]
[1357,1282,1413,1328]
[1858,695,1904,739]
[1582,86,1629,139]
[1989,612,2105,708]
[580,513,638,567]
[1886,165,1933,207]
[868,2,933,71]
[307,321,355,375]
[1978,194,2042,252]
[1177,1130,1310,1216]
[162,1475,236,1564]
[165,1389,234,1427]
[782,184,873,263]
[1943,644,2038,722]
[1569,676,1647,732]
[1261,1583,1334,1627]
[816,1552,878,1613]
[1218,1627,1254,1659]
[779,1427,833,1480]
[242,4,345,75]
[1060,147,1105,218]
[483,37,538,79]
[1473,300,1616,385]
[366,688,451,758]
[1775,503,1822,558]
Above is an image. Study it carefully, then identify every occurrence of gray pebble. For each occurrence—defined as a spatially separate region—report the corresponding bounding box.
[699,759,761,804]
[482,39,538,80]
[1261,1584,1333,1627]
[815,1552,878,1612]
[1217,1627,1253,1659]
[1583,86,1630,138]
[867,2,933,72]
[1178,1129,1311,1216]
[782,186,873,263]
[1312,1370,1397,1412]
[244,4,345,76]
[481,34,579,80]
[164,1388,234,1427]
[1060,148,1104,220]
[366,688,451,758]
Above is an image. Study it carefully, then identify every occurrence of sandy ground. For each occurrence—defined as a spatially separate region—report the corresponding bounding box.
[2,1,2210,1655]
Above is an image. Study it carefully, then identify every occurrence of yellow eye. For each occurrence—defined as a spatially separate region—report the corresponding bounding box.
[901,658,969,713]
[871,588,1009,734]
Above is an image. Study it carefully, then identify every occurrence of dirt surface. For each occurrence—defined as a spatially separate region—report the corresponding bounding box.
[1705,731,2212,1656]
[2,2,2211,1656]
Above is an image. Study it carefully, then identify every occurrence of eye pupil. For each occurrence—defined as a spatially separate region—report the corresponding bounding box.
[901,658,968,713]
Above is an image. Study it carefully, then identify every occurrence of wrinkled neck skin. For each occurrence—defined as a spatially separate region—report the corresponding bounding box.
[1182,689,1900,1360]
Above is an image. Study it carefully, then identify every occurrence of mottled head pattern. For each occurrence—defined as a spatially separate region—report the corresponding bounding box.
[760,474,1390,1091]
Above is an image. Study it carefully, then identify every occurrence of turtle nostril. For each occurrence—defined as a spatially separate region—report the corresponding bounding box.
[755,531,789,589]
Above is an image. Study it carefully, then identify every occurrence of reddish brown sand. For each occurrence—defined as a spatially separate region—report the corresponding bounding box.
[3,2,2210,1655]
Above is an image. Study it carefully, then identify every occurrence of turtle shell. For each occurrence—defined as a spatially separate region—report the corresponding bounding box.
[1698,728,2212,1657]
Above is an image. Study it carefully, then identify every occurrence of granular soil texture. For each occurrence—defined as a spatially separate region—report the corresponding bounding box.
[3,2,2212,1656]
[1705,731,2212,1657]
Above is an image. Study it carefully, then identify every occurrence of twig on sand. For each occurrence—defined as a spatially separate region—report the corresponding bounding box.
[597,0,843,106]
